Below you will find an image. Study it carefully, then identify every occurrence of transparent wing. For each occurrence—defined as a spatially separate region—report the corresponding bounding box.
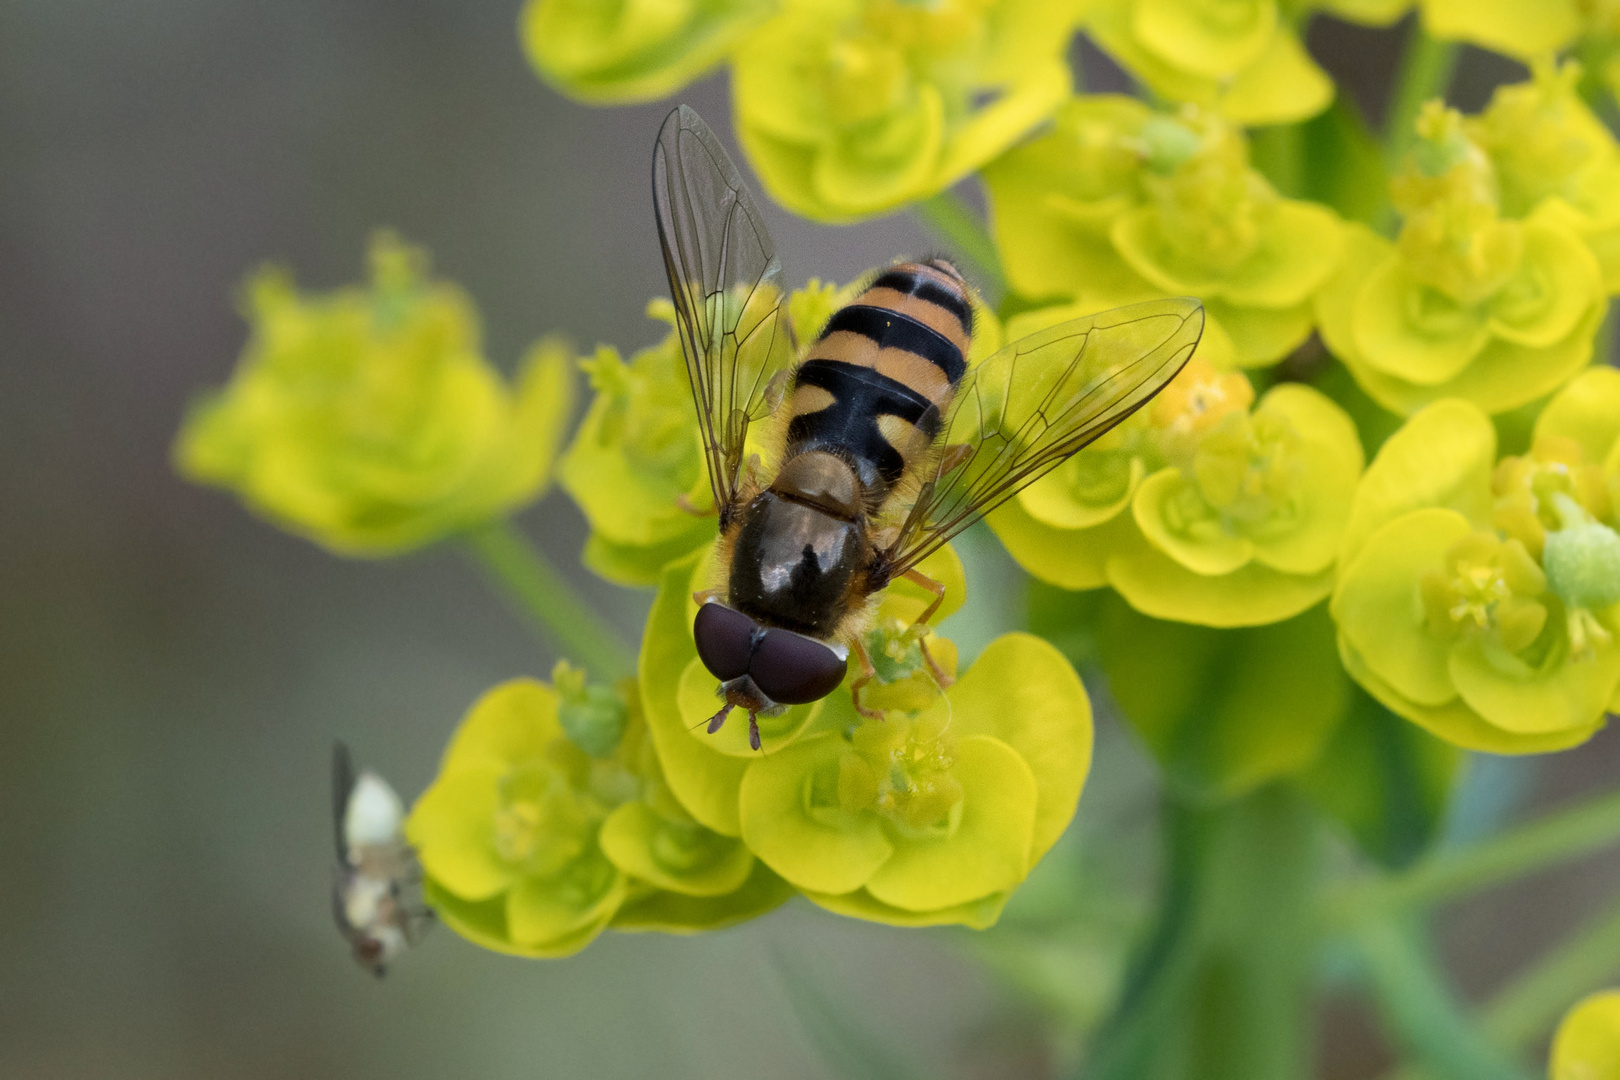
[653,105,797,513]
[882,298,1204,576]
[332,740,356,861]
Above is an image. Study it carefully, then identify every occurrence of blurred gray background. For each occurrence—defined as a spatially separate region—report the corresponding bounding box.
[3,4,1618,1079]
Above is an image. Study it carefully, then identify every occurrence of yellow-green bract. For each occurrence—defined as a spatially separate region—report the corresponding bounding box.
[174,234,573,556]
[1079,0,1346,126]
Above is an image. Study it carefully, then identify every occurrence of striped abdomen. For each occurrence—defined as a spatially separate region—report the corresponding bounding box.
[785,260,973,505]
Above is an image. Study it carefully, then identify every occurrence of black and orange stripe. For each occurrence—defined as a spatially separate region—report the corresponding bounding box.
[785,261,973,501]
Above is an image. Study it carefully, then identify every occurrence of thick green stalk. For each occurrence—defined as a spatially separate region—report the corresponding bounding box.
[1483,895,1620,1052]
[913,189,1007,299]
[1355,918,1530,1080]
[462,518,635,680]
[1079,798,1208,1080]
[1080,786,1316,1080]
[1330,788,1620,921]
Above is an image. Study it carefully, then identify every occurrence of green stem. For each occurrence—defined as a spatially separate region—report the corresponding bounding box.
[1483,895,1620,1052]
[1079,787,1316,1080]
[1079,798,1208,1080]
[462,519,636,680]
[912,189,1007,300]
[1383,25,1460,174]
[1330,788,1620,920]
[1355,918,1531,1080]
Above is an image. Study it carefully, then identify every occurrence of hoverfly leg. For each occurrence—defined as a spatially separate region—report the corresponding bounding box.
[918,636,956,690]
[707,703,733,734]
[900,567,948,627]
[748,712,761,752]
[849,635,883,722]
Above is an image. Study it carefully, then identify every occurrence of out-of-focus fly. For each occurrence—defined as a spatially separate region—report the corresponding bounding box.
[332,742,431,976]
[653,106,1204,748]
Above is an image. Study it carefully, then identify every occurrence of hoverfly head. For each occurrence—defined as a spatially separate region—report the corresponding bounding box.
[694,603,849,735]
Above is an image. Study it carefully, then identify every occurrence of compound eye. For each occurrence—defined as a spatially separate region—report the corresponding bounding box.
[750,628,848,705]
[693,604,756,681]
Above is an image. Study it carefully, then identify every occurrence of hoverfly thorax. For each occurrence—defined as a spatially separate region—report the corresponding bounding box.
[654,105,1204,735]
[727,450,871,639]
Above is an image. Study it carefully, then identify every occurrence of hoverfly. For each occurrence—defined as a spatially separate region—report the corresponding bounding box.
[654,106,1204,750]
[332,742,432,976]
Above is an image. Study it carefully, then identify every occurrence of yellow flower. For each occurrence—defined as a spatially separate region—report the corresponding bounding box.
[991,351,1365,627]
[521,0,775,104]
[732,0,1073,221]
[1331,393,1620,754]
[985,100,1344,368]
[1469,61,1620,294]
[1081,0,1334,126]
[409,673,788,957]
[408,679,632,957]
[175,234,572,556]
[638,547,1091,928]
[1550,990,1620,1080]
[1316,103,1606,416]
[557,302,714,586]
[1420,0,1584,62]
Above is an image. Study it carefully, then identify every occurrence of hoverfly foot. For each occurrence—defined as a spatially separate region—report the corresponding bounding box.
[707,703,733,734]
[851,684,884,722]
[919,637,956,690]
[748,713,761,752]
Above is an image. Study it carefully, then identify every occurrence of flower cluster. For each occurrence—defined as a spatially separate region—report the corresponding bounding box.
[407,666,792,957]
[630,548,1093,928]
[992,350,1365,627]
[521,0,774,104]
[1331,368,1620,753]
[174,234,573,555]
[1318,87,1610,417]
[525,0,1076,221]
[555,301,715,586]
[1078,0,1362,127]
[731,0,1074,220]
[985,99,1345,369]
